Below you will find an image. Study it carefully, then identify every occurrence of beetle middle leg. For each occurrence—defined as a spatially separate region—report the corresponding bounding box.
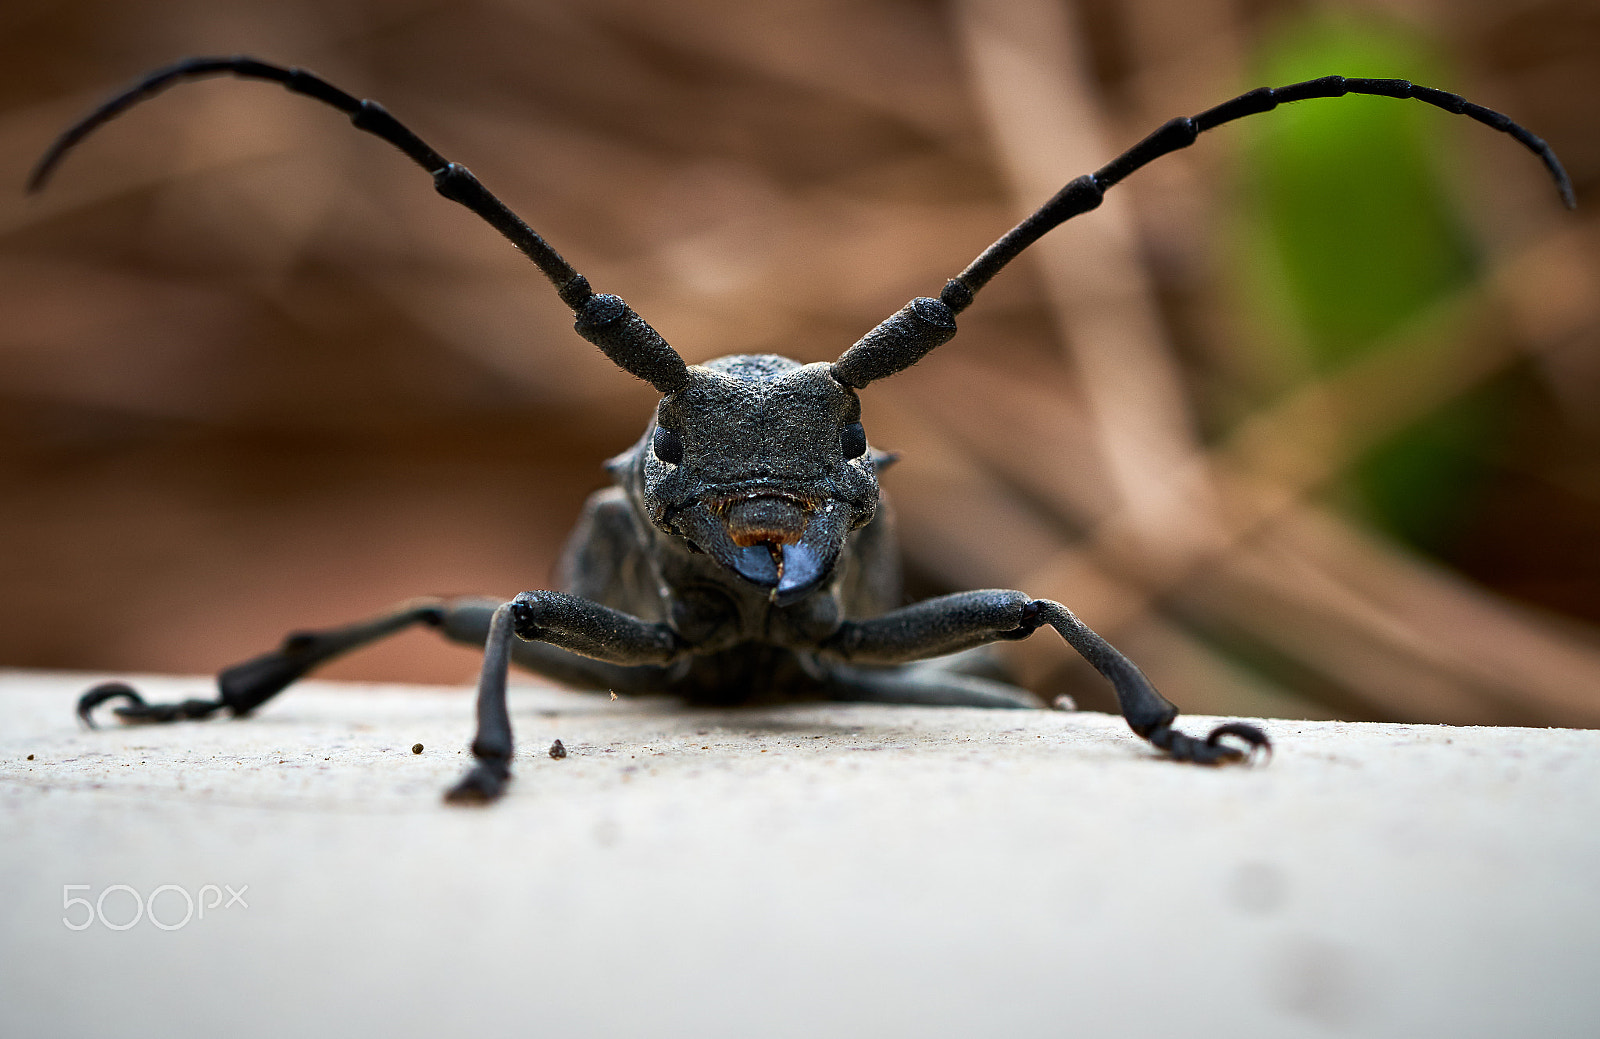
[821,590,1269,764]
[77,595,674,728]
[821,659,1043,709]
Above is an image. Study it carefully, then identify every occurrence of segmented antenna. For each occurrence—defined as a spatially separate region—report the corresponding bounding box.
[29,56,689,393]
[832,75,1575,389]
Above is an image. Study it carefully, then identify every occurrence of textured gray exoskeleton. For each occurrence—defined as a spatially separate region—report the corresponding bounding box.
[39,57,1573,802]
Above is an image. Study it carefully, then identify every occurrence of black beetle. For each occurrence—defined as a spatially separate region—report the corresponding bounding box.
[36,57,1572,802]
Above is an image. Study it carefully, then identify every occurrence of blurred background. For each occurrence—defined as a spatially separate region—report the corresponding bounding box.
[1,0,1596,724]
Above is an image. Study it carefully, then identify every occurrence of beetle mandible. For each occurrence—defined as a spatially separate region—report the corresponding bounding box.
[34,57,1573,802]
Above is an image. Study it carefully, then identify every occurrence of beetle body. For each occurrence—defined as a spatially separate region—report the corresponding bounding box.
[40,57,1572,801]
[521,354,1030,707]
[388,352,1041,715]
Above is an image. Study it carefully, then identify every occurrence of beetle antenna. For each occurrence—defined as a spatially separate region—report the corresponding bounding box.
[28,56,688,392]
[831,75,1575,389]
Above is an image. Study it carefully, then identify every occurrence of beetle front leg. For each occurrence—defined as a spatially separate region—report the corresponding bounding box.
[1023,599,1270,764]
[823,590,1269,764]
[444,601,519,804]
[444,592,685,804]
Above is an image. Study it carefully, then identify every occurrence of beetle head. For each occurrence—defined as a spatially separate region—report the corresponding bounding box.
[622,355,883,606]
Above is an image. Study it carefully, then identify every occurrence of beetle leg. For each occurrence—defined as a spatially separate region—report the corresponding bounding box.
[444,602,518,804]
[503,591,685,666]
[822,590,1269,764]
[217,599,453,713]
[75,598,449,727]
[75,595,678,729]
[820,661,1042,709]
[1025,599,1270,764]
[443,592,686,803]
[438,599,677,694]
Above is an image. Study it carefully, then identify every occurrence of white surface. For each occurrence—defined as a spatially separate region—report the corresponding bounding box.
[2,668,1598,1038]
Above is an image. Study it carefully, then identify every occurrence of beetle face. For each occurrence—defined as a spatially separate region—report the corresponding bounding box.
[628,355,880,605]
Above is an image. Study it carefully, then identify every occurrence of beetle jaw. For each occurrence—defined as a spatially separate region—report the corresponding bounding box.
[664,492,862,606]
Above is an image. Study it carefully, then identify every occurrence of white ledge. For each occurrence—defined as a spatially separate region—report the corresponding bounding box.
[2,669,1597,1038]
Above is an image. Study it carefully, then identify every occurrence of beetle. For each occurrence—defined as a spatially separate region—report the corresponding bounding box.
[34,57,1572,803]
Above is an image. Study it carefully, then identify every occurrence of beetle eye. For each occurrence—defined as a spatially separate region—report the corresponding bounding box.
[841,422,867,459]
[653,426,683,464]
